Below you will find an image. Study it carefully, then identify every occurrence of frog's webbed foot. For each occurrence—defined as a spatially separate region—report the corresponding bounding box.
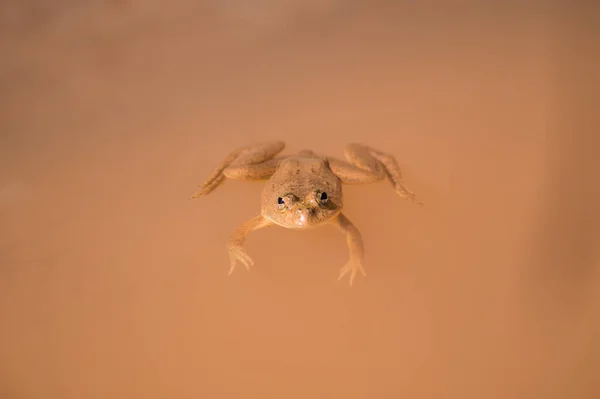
[190,174,225,198]
[225,214,272,276]
[392,180,424,205]
[331,213,367,287]
[227,245,255,275]
[393,180,416,200]
[338,256,367,287]
[190,149,241,198]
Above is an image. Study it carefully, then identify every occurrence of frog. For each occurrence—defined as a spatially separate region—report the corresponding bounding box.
[190,141,418,286]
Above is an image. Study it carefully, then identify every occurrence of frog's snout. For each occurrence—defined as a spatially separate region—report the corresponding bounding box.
[294,206,314,227]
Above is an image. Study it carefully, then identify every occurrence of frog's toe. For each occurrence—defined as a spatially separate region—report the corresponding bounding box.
[394,185,415,200]
[190,175,225,198]
[227,246,255,275]
[338,258,366,287]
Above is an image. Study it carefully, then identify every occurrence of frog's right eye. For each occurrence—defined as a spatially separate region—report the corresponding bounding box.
[277,197,285,209]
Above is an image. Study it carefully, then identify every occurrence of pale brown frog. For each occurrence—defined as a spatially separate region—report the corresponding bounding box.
[191,141,418,286]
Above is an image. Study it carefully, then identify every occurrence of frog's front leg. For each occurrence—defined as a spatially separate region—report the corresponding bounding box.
[330,213,367,286]
[328,143,416,201]
[191,141,286,198]
[227,214,273,275]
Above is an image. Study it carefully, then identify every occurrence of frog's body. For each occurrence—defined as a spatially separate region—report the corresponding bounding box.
[191,141,417,286]
[261,151,343,229]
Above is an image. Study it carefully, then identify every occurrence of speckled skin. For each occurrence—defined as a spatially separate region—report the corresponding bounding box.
[191,141,417,286]
[260,152,343,229]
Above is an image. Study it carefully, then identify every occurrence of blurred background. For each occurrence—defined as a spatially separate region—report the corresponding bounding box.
[1,1,598,398]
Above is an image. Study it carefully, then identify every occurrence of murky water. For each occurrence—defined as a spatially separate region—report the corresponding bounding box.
[1,2,598,398]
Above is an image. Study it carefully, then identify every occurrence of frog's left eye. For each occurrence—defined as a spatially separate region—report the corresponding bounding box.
[277,197,285,209]
[318,192,328,203]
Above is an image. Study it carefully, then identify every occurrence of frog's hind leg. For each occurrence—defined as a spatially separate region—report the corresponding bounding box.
[191,141,285,198]
[328,143,416,200]
[191,149,242,197]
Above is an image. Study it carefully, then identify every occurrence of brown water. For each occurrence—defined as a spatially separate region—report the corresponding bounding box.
[1,2,599,398]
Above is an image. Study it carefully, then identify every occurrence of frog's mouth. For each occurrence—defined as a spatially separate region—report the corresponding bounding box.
[263,204,341,230]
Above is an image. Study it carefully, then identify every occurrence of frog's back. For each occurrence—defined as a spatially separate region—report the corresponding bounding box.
[274,153,337,188]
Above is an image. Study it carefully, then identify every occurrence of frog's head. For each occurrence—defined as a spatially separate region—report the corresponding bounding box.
[261,159,343,229]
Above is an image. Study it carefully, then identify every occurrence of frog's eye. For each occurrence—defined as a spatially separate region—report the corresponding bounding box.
[318,192,328,203]
[277,197,285,209]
